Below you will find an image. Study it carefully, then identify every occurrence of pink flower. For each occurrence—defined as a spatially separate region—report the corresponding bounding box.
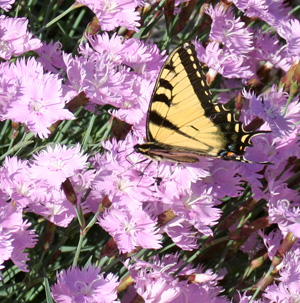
[0,153,93,227]
[90,134,225,251]
[27,197,77,228]
[156,158,211,191]
[0,157,47,208]
[251,30,294,72]
[120,38,164,78]
[9,74,73,138]
[266,179,300,237]
[0,0,15,11]
[88,135,157,212]
[0,16,42,60]
[170,183,222,237]
[78,0,143,31]
[35,40,66,73]
[194,40,254,79]
[63,50,132,108]
[263,248,300,303]
[111,75,153,126]
[259,230,282,260]
[125,254,228,303]
[206,5,253,55]
[233,0,291,28]
[51,265,119,303]
[242,87,293,137]
[99,206,162,253]
[0,204,37,272]
[87,33,164,79]
[277,19,300,57]
[74,37,164,126]
[28,168,94,227]
[232,0,269,19]
[87,32,126,64]
[27,168,94,227]
[30,144,89,188]
[0,57,74,138]
[236,292,263,303]
[202,160,244,198]
[163,218,199,250]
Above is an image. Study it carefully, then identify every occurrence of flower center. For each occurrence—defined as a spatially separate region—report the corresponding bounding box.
[102,0,118,13]
[49,157,63,171]
[0,40,9,52]
[29,100,43,112]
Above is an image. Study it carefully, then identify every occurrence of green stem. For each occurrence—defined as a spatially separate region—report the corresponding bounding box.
[249,266,274,303]
[72,206,101,267]
[0,133,34,161]
[36,3,83,35]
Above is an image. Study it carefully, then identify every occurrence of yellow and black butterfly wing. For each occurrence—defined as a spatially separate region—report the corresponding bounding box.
[135,42,263,163]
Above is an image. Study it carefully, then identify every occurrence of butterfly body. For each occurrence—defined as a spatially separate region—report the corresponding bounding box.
[135,41,267,164]
[135,143,201,163]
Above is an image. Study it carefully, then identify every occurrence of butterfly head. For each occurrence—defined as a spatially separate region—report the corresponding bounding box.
[134,143,150,155]
[134,143,166,162]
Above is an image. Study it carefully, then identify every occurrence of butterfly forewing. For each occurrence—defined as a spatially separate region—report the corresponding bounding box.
[147,42,230,157]
[135,41,268,163]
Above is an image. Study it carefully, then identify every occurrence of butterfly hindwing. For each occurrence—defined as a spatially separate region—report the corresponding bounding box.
[135,41,265,163]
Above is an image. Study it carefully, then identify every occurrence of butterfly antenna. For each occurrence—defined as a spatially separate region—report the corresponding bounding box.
[136,159,155,186]
[122,153,150,176]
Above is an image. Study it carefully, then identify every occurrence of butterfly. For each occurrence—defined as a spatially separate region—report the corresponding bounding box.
[134,41,268,164]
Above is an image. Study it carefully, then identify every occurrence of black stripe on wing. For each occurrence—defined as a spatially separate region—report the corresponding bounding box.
[148,110,195,141]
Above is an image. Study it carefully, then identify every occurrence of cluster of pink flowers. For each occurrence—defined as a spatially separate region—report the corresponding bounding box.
[1,0,300,302]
